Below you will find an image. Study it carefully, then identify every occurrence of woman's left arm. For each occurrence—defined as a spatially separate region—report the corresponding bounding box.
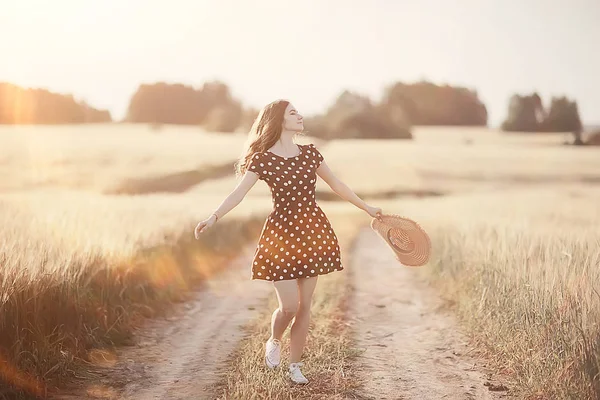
[316,161,382,219]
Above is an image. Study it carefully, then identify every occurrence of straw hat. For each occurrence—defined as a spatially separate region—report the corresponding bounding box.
[370,214,431,267]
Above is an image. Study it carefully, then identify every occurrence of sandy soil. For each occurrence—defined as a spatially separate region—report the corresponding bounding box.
[54,245,273,400]
[347,227,511,400]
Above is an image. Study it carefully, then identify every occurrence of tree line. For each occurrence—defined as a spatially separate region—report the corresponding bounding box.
[124,79,489,140]
[0,82,111,124]
[304,82,487,140]
[0,80,586,141]
[501,92,582,133]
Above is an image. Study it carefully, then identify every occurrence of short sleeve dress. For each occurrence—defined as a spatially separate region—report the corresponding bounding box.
[247,143,343,281]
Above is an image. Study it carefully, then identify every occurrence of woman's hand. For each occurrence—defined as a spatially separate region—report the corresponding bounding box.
[194,215,216,239]
[365,205,383,220]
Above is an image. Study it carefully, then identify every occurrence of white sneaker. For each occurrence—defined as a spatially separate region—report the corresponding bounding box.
[265,338,281,368]
[288,362,308,384]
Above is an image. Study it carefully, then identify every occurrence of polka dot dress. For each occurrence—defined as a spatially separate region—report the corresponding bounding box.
[247,143,343,281]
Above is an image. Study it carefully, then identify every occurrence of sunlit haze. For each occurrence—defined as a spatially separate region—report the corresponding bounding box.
[1,0,598,126]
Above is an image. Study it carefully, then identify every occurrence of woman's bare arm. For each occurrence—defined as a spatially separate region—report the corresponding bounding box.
[316,160,369,211]
[208,171,260,221]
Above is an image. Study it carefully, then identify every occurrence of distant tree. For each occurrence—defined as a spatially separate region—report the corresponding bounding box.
[324,91,373,133]
[305,90,412,139]
[126,82,203,124]
[531,92,545,122]
[81,101,112,123]
[501,93,582,133]
[0,82,111,124]
[380,102,412,137]
[541,96,582,133]
[572,128,584,145]
[302,115,327,138]
[125,80,245,130]
[203,100,243,133]
[382,81,487,126]
[199,82,232,110]
[334,106,411,139]
[501,93,544,132]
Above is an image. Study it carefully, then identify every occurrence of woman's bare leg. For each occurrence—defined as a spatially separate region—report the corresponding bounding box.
[290,276,318,363]
[270,279,299,341]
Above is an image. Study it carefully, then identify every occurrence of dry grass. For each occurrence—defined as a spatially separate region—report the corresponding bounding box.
[1,124,599,399]
[214,210,367,400]
[0,124,323,194]
[0,124,245,193]
[319,127,600,196]
[0,188,272,398]
[315,131,600,399]
[373,187,600,399]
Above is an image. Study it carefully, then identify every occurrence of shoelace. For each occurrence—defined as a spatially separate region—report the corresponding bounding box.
[267,339,281,358]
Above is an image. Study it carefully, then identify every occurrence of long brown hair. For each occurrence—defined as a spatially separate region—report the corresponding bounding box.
[235,99,291,178]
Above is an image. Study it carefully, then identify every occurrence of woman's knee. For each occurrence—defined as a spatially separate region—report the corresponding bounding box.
[279,303,298,317]
[273,280,299,317]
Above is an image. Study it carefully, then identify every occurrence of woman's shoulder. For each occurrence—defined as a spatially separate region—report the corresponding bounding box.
[305,142,322,153]
[248,151,266,169]
[305,142,324,164]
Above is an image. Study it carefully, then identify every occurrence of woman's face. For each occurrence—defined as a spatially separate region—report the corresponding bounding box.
[282,102,304,132]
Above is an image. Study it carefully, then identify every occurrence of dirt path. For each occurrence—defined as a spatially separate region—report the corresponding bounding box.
[117,246,273,400]
[59,245,274,400]
[58,227,510,400]
[348,227,510,400]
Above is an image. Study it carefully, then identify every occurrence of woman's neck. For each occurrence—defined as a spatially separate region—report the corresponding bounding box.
[273,132,296,149]
[268,134,300,156]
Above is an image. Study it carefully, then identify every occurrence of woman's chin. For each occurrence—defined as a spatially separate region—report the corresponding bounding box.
[285,123,304,133]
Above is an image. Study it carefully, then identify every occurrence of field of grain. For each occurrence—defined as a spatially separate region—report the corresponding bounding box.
[1,124,598,399]
[0,124,248,193]
[377,187,600,398]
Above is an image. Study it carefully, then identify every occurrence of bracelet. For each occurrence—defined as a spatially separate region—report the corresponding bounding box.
[211,213,219,221]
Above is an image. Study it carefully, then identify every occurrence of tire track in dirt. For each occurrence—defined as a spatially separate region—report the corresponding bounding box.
[348,227,510,400]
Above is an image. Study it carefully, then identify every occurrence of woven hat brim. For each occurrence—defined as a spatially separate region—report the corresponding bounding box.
[370,214,431,267]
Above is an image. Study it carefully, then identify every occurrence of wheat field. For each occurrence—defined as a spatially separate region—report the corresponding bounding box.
[0,124,598,398]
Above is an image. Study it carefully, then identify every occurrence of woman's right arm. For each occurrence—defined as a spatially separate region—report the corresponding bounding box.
[210,171,260,221]
[195,170,260,237]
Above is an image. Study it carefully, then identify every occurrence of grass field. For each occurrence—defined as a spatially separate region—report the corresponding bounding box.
[0,124,248,193]
[0,124,598,399]
[384,188,600,398]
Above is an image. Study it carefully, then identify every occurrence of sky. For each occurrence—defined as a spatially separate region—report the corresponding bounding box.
[1,0,599,127]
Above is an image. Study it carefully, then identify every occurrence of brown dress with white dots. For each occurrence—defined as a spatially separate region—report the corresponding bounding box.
[247,143,343,281]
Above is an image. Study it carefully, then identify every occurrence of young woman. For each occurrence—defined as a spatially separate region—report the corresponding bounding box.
[194,99,382,384]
